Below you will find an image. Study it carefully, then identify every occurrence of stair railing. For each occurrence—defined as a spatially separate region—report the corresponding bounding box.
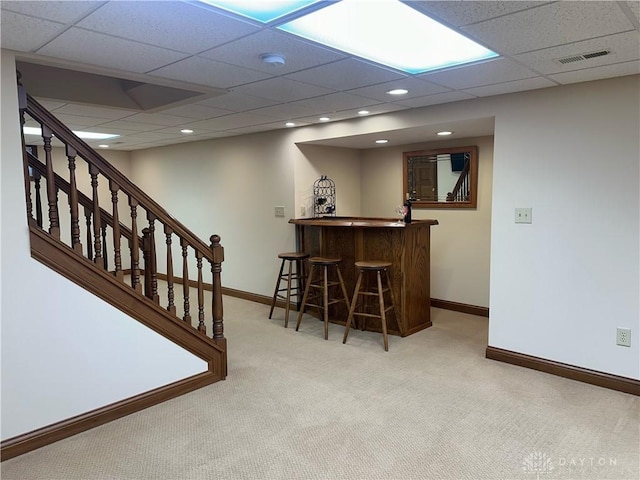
[19,83,226,351]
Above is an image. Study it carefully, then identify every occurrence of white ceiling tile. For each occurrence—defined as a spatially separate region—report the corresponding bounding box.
[35,99,68,111]
[347,78,449,102]
[184,113,277,131]
[286,58,405,91]
[247,104,317,121]
[626,1,640,23]
[409,1,551,26]
[514,31,640,75]
[149,56,272,89]
[159,104,232,120]
[199,29,347,74]
[420,58,540,90]
[120,113,193,127]
[0,11,66,51]
[53,113,108,128]
[96,120,166,132]
[76,2,259,54]
[394,91,477,108]
[549,60,640,84]
[1,1,102,24]
[232,77,334,102]
[53,103,136,120]
[195,92,278,112]
[287,92,380,114]
[462,76,557,97]
[462,2,635,55]
[37,27,190,73]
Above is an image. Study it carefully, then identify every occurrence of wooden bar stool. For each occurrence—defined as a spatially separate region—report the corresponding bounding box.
[295,257,351,340]
[343,261,398,351]
[269,252,309,328]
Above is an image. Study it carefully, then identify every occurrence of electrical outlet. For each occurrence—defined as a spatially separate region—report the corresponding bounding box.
[300,206,306,217]
[616,328,631,347]
[274,206,285,218]
[515,208,532,224]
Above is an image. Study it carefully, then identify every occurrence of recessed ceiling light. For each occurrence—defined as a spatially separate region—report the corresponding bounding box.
[358,110,370,115]
[98,144,109,148]
[387,89,408,95]
[437,131,453,136]
[375,139,389,144]
[181,129,194,134]
[319,117,330,122]
[22,126,119,140]
[277,0,498,74]
[285,122,296,127]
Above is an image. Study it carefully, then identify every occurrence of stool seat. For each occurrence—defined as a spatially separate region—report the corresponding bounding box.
[269,252,309,328]
[296,257,350,340]
[343,260,398,352]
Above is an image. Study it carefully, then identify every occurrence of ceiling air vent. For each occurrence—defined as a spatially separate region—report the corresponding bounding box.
[556,49,610,65]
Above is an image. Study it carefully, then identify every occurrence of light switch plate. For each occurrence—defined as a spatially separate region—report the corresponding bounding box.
[274,206,285,218]
[515,208,532,224]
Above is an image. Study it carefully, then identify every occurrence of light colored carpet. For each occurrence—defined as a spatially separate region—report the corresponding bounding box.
[2,295,638,480]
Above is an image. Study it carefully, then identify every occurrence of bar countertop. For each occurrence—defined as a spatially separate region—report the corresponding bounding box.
[289,216,439,228]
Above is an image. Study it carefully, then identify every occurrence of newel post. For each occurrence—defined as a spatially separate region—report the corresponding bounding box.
[210,235,225,341]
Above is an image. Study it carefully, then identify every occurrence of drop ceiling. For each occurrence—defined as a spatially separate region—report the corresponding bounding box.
[2,0,639,151]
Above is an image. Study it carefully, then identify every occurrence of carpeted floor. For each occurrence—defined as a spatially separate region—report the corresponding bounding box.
[2,295,639,480]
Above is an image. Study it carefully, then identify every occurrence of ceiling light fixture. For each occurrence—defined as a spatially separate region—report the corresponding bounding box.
[98,144,109,148]
[260,53,286,66]
[285,122,296,127]
[201,0,321,23]
[319,117,330,122]
[437,131,453,136]
[387,89,408,95]
[181,129,194,134]
[358,110,370,115]
[22,126,119,140]
[375,139,389,144]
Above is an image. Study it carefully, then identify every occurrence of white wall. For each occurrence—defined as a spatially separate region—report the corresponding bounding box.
[488,78,639,378]
[1,50,207,441]
[359,136,494,308]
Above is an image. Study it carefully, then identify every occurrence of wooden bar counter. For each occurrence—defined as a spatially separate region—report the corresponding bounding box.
[289,216,438,337]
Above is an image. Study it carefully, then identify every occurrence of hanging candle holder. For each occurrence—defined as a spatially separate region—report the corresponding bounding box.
[313,175,336,217]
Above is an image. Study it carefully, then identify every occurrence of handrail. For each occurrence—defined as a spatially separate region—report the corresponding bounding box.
[447,159,470,202]
[27,151,140,246]
[25,94,213,262]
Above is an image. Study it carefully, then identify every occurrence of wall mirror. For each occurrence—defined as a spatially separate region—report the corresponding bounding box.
[403,145,478,209]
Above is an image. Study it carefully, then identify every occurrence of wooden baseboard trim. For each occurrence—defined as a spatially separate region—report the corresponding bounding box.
[1,371,219,461]
[222,286,295,310]
[486,346,639,396]
[430,298,489,317]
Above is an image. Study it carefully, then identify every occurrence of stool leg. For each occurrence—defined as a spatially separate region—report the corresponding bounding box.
[323,266,329,340]
[269,259,286,319]
[343,271,363,345]
[295,264,315,332]
[283,260,293,328]
[336,266,351,315]
[385,270,400,329]
[377,271,389,352]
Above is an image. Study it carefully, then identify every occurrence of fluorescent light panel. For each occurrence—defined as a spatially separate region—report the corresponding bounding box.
[23,126,119,140]
[278,0,498,74]
[200,0,321,23]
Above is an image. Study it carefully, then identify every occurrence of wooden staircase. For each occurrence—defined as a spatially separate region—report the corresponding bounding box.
[2,76,227,460]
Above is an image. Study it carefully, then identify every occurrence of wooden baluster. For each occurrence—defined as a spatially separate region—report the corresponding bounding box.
[109,180,123,280]
[101,224,108,270]
[129,197,141,293]
[146,212,159,303]
[89,165,102,265]
[42,125,60,239]
[142,228,152,298]
[84,206,93,261]
[66,145,82,253]
[34,171,43,228]
[165,225,176,315]
[210,235,225,341]
[196,251,205,333]
[181,238,191,325]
